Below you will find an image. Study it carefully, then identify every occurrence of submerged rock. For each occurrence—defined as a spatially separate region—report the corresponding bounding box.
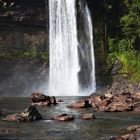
[82,113,96,120]
[53,114,74,121]
[4,105,42,122]
[110,125,140,140]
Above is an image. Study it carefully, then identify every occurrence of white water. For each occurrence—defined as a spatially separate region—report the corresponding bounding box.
[49,0,80,96]
[48,0,96,96]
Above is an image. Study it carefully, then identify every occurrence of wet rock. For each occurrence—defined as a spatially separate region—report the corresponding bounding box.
[4,113,19,121]
[4,105,42,122]
[131,93,140,101]
[50,96,57,105]
[110,134,135,140]
[110,125,140,140]
[57,99,64,102]
[53,114,74,121]
[82,113,96,120]
[134,106,140,112]
[31,93,57,106]
[67,100,92,108]
[89,96,102,108]
[126,125,140,132]
[31,92,50,103]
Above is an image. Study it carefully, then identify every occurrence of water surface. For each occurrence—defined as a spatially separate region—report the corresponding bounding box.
[0,97,140,140]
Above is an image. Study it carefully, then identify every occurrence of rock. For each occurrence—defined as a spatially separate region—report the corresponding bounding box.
[82,113,96,120]
[31,92,50,103]
[134,106,140,112]
[4,105,42,122]
[126,125,140,132]
[32,101,51,106]
[89,96,102,108]
[50,96,57,105]
[4,113,19,121]
[57,99,64,102]
[110,134,135,140]
[132,93,140,101]
[107,102,133,112]
[53,114,74,121]
[31,93,57,106]
[67,100,91,108]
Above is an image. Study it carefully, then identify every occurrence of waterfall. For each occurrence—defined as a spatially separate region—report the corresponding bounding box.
[48,0,96,96]
[77,0,96,94]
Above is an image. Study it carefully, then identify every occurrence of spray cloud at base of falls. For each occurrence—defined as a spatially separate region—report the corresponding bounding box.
[48,0,96,96]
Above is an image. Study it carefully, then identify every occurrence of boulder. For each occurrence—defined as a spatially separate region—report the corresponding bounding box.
[4,105,42,122]
[53,114,74,121]
[31,93,57,106]
[4,113,19,121]
[31,92,50,103]
[82,113,96,120]
[50,96,57,105]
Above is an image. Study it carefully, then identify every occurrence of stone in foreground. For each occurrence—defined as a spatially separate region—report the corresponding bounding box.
[82,113,96,120]
[4,105,42,122]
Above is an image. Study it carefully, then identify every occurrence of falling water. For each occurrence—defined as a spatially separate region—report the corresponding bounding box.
[49,0,80,96]
[48,0,96,96]
[77,0,96,94]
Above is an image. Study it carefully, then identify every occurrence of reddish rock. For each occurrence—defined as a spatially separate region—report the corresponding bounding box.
[134,106,140,112]
[53,114,74,121]
[4,113,19,121]
[82,113,96,120]
[110,134,135,140]
[114,95,128,103]
[31,92,50,103]
[67,100,91,108]
[132,93,140,101]
[99,99,112,107]
[126,125,140,132]
[89,96,102,107]
[4,105,42,122]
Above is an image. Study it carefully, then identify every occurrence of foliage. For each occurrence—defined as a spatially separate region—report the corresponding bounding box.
[120,0,140,48]
[0,49,48,60]
[108,37,140,81]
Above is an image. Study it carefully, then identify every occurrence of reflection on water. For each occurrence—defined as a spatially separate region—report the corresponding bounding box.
[0,97,140,140]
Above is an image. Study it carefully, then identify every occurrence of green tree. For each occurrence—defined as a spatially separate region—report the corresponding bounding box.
[120,0,140,49]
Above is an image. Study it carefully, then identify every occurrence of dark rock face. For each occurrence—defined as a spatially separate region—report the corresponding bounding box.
[53,114,74,122]
[4,105,42,122]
